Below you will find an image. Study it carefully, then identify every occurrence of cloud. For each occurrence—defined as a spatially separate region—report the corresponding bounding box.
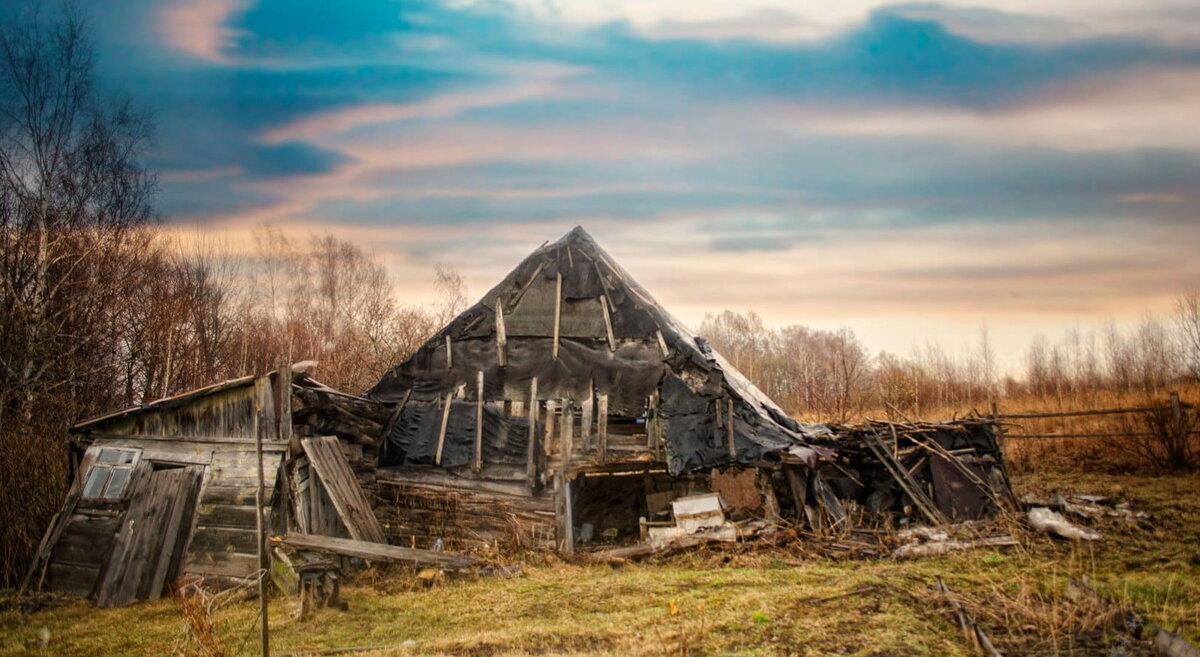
[157,0,249,63]
[772,68,1200,151]
[479,0,1200,45]
[260,65,591,143]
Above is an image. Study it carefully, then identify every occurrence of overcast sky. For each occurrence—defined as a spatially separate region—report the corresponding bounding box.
[62,0,1200,371]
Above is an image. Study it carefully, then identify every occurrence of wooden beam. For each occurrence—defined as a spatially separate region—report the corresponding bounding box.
[597,394,608,464]
[655,329,669,358]
[526,378,539,488]
[444,335,453,370]
[726,399,736,459]
[494,301,507,367]
[435,391,453,466]
[555,472,575,555]
[278,533,477,570]
[552,272,563,360]
[473,371,484,472]
[599,295,615,352]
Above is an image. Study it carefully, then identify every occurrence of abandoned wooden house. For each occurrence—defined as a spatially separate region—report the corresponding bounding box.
[365,226,1013,555]
[29,225,1016,605]
[365,226,837,553]
[26,365,390,607]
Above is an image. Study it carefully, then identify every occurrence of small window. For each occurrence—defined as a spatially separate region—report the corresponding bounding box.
[81,448,139,500]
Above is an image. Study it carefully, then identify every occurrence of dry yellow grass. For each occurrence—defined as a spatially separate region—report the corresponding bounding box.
[2,469,1198,657]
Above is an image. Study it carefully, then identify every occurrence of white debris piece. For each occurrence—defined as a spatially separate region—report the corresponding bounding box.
[1028,507,1101,541]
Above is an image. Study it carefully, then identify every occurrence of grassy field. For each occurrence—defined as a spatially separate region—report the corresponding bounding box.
[2,470,1198,657]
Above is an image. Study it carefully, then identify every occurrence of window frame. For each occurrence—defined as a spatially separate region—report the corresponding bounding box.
[80,448,141,501]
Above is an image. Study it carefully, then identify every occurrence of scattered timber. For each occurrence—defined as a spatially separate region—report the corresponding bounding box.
[276,534,478,570]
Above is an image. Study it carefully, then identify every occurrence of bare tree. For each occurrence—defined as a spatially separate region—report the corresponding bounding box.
[0,3,157,583]
[1176,288,1200,382]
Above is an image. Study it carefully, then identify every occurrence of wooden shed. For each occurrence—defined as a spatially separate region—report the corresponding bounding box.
[26,366,387,607]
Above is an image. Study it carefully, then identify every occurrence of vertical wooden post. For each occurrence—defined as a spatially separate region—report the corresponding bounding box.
[597,394,608,464]
[758,469,781,525]
[473,371,484,472]
[552,272,562,360]
[581,380,593,452]
[647,391,659,451]
[445,335,453,370]
[527,378,539,488]
[561,399,573,464]
[726,398,736,459]
[495,301,507,367]
[435,391,452,466]
[549,398,556,460]
[255,374,270,657]
[555,471,575,555]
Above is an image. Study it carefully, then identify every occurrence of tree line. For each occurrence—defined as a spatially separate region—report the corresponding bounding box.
[700,300,1200,424]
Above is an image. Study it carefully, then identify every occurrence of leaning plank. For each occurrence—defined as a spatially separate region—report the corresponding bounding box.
[277,533,477,569]
[302,437,387,543]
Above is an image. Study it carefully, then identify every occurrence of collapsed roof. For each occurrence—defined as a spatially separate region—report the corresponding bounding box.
[368,226,827,475]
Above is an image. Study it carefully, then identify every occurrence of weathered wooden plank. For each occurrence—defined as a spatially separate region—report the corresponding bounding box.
[599,295,615,352]
[598,395,608,464]
[726,399,736,458]
[187,526,259,555]
[278,533,478,569]
[474,371,485,472]
[302,436,387,543]
[98,468,185,606]
[552,272,562,359]
[196,503,259,529]
[560,400,573,464]
[527,378,539,489]
[184,551,260,579]
[147,466,203,601]
[580,384,593,451]
[45,562,101,597]
[495,300,508,366]
[435,392,453,466]
[445,334,453,369]
[201,485,273,506]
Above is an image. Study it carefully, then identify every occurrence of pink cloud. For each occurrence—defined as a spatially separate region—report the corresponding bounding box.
[158,0,248,63]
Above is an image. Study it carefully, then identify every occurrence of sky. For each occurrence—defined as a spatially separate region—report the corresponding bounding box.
[52,0,1200,371]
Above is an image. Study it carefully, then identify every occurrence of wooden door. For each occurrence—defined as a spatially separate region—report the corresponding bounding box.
[96,465,203,607]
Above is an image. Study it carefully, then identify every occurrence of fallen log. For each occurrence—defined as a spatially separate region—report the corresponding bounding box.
[275,533,477,570]
[583,535,725,562]
[1027,507,1101,541]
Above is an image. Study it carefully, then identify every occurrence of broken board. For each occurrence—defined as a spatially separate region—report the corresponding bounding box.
[301,437,386,543]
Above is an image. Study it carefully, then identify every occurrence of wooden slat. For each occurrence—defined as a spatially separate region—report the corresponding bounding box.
[474,371,484,472]
[301,437,387,543]
[599,295,615,352]
[278,533,477,569]
[445,334,453,369]
[598,395,608,464]
[726,399,736,458]
[580,383,593,451]
[527,378,539,489]
[435,392,453,466]
[495,300,508,366]
[656,330,669,358]
[560,399,573,464]
[552,272,562,359]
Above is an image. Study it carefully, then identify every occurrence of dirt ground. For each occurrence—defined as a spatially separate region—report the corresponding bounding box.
[2,470,1198,657]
